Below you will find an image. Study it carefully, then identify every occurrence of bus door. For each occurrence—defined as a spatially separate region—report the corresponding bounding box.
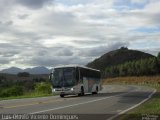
[83,77,88,93]
[89,78,96,92]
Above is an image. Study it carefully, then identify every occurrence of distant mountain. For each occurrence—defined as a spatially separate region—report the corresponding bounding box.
[1,66,50,74]
[87,47,155,71]
[24,66,50,74]
[1,67,23,74]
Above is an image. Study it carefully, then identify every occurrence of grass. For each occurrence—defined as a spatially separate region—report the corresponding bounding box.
[0,91,55,101]
[103,76,160,120]
[103,76,160,85]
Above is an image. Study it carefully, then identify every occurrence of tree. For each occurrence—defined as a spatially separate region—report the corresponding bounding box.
[104,57,160,78]
[17,72,30,77]
[120,47,128,50]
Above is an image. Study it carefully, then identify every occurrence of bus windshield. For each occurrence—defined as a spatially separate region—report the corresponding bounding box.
[52,67,75,88]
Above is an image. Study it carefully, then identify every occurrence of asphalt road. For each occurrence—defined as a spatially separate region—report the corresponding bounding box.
[0,85,156,120]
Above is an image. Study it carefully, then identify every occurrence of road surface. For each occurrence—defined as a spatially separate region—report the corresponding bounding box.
[0,85,156,120]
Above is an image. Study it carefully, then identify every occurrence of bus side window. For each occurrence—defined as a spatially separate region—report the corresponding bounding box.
[76,68,80,84]
[79,68,83,83]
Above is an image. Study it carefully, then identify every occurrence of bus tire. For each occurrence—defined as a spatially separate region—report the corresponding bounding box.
[60,94,65,98]
[92,86,98,94]
[78,87,84,96]
[95,86,98,94]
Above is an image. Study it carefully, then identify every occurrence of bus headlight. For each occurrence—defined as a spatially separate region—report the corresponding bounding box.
[71,88,74,91]
[52,89,56,92]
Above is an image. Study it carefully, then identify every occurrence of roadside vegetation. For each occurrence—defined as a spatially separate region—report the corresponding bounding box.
[0,82,53,100]
[0,73,53,100]
[103,76,160,85]
[103,76,160,120]
[104,57,160,77]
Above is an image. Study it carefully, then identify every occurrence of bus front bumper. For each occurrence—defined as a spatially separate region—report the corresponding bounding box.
[52,88,76,95]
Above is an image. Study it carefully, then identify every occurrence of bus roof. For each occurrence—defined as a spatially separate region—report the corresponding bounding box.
[53,65,100,72]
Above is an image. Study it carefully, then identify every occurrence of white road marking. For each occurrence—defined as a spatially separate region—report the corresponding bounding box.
[107,89,157,120]
[31,92,131,114]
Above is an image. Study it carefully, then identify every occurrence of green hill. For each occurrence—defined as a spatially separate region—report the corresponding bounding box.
[87,47,154,71]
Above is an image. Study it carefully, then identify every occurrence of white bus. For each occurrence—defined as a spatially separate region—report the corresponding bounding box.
[50,65,101,97]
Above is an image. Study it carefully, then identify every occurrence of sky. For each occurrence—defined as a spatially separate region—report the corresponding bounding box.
[0,0,160,69]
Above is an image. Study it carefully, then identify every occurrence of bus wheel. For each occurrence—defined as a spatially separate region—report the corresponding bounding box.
[60,94,65,98]
[95,86,98,94]
[92,86,98,94]
[78,87,84,96]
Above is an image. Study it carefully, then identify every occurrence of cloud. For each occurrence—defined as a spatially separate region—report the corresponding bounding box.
[14,42,128,67]
[0,57,10,64]
[75,42,129,57]
[142,48,160,56]
[17,14,29,19]
[15,0,53,9]
[0,0,159,69]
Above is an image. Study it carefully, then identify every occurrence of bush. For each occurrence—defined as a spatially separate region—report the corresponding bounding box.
[0,86,24,97]
[35,82,52,94]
